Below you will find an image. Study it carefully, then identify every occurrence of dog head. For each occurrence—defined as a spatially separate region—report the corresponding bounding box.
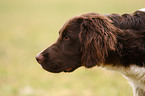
[36,13,117,73]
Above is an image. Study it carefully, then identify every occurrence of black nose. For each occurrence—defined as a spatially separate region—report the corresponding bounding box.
[35,54,44,64]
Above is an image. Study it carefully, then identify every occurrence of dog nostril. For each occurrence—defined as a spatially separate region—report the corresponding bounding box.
[35,54,43,63]
[36,57,40,62]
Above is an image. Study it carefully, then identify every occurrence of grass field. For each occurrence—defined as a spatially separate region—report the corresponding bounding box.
[0,0,145,96]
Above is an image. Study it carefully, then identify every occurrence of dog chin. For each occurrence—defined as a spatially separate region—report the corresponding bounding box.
[45,69,63,73]
[45,68,77,73]
[63,67,80,72]
[39,62,80,73]
[44,68,75,73]
[40,66,75,73]
[39,64,61,73]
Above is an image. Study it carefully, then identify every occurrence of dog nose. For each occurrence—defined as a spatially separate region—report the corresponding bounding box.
[35,54,43,64]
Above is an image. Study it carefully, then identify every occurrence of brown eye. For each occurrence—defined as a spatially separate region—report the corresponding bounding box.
[64,36,69,40]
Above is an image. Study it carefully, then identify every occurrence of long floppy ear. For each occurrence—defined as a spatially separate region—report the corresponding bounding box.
[79,14,117,68]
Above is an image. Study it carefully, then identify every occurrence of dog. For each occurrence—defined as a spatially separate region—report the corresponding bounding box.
[36,8,145,96]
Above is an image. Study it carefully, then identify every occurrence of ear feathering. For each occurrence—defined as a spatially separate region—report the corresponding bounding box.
[79,14,117,68]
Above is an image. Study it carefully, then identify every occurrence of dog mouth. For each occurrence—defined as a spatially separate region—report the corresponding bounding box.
[39,62,79,73]
[64,68,73,72]
[63,68,76,72]
[38,61,78,73]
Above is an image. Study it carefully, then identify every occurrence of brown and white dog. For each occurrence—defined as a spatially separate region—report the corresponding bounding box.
[36,8,145,96]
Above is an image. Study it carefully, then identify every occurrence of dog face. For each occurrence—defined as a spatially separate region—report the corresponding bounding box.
[36,13,117,73]
[36,18,83,73]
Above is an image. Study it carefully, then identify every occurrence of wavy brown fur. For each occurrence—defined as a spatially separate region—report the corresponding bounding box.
[79,13,117,68]
[78,11,145,68]
[108,11,145,30]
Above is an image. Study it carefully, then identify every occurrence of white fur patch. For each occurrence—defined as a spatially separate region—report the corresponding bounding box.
[101,64,145,92]
[138,8,145,12]
[122,65,145,91]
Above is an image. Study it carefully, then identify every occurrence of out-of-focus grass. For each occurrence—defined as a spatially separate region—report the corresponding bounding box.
[0,0,145,96]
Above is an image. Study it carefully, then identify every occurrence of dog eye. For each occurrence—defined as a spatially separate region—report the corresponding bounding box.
[64,36,69,40]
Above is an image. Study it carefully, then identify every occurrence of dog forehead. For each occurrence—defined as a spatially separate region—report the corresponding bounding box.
[59,16,81,34]
[59,13,98,33]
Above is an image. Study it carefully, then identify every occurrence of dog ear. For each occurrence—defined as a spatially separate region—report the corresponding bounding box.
[79,14,117,68]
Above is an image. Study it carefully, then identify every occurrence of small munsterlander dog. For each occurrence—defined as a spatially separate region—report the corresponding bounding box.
[36,8,145,96]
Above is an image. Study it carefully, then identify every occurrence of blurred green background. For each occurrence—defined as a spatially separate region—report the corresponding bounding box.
[0,0,145,96]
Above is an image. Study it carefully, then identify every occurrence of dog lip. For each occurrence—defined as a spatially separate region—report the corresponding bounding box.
[63,68,76,72]
[64,68,73,72]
